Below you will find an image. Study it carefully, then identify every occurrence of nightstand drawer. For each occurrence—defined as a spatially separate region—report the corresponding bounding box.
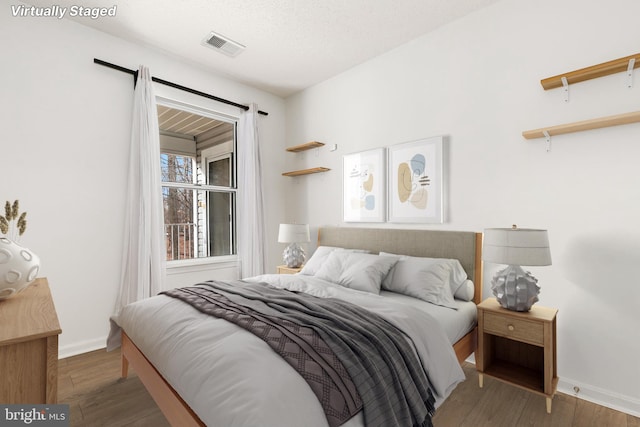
[484,312,544,346]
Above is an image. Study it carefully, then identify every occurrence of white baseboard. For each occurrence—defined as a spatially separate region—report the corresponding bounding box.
[557,378,640,418]
[464,358,639,418]
[58,336,108,359]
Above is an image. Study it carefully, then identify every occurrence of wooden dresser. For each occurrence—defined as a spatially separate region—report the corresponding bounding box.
[0,278,61,403]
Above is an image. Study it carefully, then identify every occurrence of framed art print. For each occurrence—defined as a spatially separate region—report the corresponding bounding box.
[343,148,386,222]
[388,136,443,223]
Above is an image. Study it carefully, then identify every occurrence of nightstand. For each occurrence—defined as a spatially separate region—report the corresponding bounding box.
[277,265,302,274]
[476,298,558,413]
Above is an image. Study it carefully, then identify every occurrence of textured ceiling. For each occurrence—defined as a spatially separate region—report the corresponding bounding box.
[25,0,501,97]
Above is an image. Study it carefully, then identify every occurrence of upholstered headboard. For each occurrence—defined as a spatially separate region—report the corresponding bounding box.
[318,227,483,304]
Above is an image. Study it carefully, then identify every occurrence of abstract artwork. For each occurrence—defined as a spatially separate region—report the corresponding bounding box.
[388,136,443,223]
[343,148,385,222]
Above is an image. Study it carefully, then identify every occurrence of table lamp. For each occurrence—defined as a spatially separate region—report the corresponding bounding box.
[278,224,310,268]
[483,225,552,311]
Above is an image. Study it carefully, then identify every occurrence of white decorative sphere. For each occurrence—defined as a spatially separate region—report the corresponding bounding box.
[0,237,40,300]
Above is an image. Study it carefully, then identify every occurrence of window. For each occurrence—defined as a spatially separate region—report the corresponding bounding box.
[158,102,236,262]
[205,153,235,256]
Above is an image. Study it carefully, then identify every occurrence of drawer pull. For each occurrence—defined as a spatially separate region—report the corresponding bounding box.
[508,324,515,331]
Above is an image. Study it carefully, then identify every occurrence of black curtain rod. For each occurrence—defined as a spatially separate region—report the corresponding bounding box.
[93,58,268,116]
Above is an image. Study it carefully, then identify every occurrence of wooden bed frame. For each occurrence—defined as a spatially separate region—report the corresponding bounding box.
[120,227,483,427]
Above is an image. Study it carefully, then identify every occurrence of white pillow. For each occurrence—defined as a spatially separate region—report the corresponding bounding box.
[299,246,340,276]
[299,246,369,276]
[380,252,468,296]
[454,279,475,302]
[315,252,398,294]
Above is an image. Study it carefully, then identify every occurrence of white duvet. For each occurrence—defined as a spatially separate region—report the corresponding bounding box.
[113,274,466,427]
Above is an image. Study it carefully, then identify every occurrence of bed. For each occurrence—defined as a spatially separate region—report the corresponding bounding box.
[112,227,483,427]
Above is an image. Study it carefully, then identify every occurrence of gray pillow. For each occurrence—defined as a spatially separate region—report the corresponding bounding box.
[381,252,468,296]
[380,253,464,309]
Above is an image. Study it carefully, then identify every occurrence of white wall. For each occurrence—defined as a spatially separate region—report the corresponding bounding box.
[285,0,640,416]
[0,12,287,357]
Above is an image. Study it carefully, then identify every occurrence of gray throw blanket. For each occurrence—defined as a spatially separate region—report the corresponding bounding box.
[162,280,435,427]
[163,284,360,427]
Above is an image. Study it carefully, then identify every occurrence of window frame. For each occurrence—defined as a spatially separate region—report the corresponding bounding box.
[157,97,239,268]
[201,150,237,257]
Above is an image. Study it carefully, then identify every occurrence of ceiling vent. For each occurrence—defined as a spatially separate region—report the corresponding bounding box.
[203,31,245,57]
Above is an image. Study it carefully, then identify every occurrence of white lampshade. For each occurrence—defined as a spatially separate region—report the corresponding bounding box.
[278,224,310,244]
[483,227,551,266]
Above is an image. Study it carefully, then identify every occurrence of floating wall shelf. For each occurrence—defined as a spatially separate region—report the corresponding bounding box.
[282,167,330,177]
[286,141,325,152]
[525,53,640,144]
[522,111,640,139]
[540,53,640,90]
[283,141,329,177]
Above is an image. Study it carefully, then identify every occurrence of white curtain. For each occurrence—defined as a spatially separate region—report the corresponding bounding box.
[237,104,266,278]
[115,66,166,315]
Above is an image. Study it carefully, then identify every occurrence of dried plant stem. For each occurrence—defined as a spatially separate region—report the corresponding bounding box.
[0,200,28,241]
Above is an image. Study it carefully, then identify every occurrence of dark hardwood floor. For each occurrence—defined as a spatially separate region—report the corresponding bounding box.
[58,349,639,426]
[58,349,170,427]
[433,365,639,427]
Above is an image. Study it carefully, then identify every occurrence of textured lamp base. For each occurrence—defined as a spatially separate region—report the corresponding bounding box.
[283,243,306,268]
[491,265,540,312]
